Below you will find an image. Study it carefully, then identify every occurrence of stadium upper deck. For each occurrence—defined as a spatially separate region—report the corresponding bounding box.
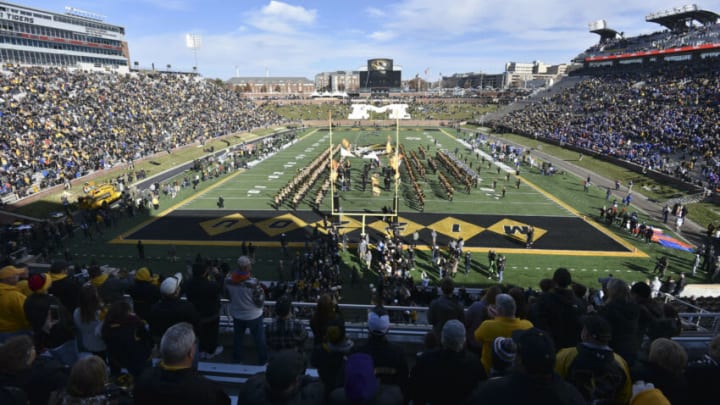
[0,1,129,70]
[575,5,720,68]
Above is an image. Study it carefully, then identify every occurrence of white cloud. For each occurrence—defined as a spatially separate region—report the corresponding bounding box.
[369,30,397,41]
[366,7,386,17]
[244,1,317,34]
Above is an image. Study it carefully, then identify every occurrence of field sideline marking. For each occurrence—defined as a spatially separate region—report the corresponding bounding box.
[110,129,322,245]
[439,128,647,258]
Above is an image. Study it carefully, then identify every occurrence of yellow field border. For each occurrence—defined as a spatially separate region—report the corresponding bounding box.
[110,128,321,245]
[439,128,648,258]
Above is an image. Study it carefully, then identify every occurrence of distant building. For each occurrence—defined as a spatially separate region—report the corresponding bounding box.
[226,76,314,95]
[314,71,360,92]
[441,72,506,90]
[504,61,568,88]
[0,1,129,71]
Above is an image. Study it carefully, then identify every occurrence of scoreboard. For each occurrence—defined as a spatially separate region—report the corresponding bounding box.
[360,58,401,90]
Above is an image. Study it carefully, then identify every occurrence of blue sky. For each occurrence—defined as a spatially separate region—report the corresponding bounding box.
[17,0,715,79]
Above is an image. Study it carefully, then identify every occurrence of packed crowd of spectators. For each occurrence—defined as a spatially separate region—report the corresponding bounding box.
[492,58,720,189]
[0,65,286,198]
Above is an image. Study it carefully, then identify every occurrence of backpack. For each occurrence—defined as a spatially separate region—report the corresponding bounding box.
[567,349,627,405]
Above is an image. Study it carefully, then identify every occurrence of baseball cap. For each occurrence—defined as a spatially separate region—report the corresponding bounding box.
[160,273,183,296]
[266,350,305,390]
[581,315,612,343]
[0,265,25,280]
[512,327,556,373]
[367,310,390,335]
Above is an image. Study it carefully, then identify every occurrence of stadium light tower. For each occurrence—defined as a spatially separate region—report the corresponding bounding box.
[185,33,202,72]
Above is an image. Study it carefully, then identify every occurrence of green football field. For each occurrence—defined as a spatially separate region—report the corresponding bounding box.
[52,126,699,301]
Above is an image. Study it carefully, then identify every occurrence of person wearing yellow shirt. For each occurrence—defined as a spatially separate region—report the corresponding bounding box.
[0,265,31,341]
[474,293,533,374]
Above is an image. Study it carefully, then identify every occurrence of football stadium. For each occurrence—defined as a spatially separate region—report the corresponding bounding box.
[1,1,720,403]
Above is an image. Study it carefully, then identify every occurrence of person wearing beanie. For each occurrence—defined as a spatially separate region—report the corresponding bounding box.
[0,265,31,340]
[410,319,486,405]
[147,272,200,346]
[225,255,267,365]
[555,315,632,404]
[47,260,81,312]
[474,293,533,374]
[328,352,403,405]
[23,273,78,366]
[466,327,585,404]
[489,337,516,377]
[128,266,161,322]
[350,307,409,398]
[530,267,587,350]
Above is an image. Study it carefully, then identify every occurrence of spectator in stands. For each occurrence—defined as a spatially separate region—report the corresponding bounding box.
[409,319,486,405]
[88,266,132,305]
[554,315,632,404]
[49,355,130,404]
[101,300,153,378]
[686,334,720,405]
[0,265,31,342]
[530,268,586,350]
[148,272,200,346]
[351,306,409,397]
[266,295,308,352]
[466,327,585,404]
[489,337,516,378]
[185,262,224,360]
[329,352,404,405]
[72,285,106,358]
[134,322,230,405]
[0,334,68,405]
[310,293,341,347]
[598,278,641,367]
[311,317,354,395]
[240,349,324,405]
[225,256,267,365]
[23,273,78,367]
[47,261,81,313]
[464,285,501,356]
[428,277,464,339]
[474,293,533,374]
[629,381,671,405]
[128,267,161,322]
[630,281,664,343]
[631,338,689,405]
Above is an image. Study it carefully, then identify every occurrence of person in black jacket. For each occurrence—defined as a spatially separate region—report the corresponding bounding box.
[134,322,230,405]
[530,268,586,350]
[101,300,153,377]
[598,278,641,367]
[128,267,161,322]
[147,273,200,344]
[47,261,81,313]
[185,262,224,359]
[351,307,409,398]
[410,320,486,405]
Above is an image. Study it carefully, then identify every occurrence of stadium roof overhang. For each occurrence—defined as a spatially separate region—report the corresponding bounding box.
[590,28,621,43]
[646,10,720,31]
